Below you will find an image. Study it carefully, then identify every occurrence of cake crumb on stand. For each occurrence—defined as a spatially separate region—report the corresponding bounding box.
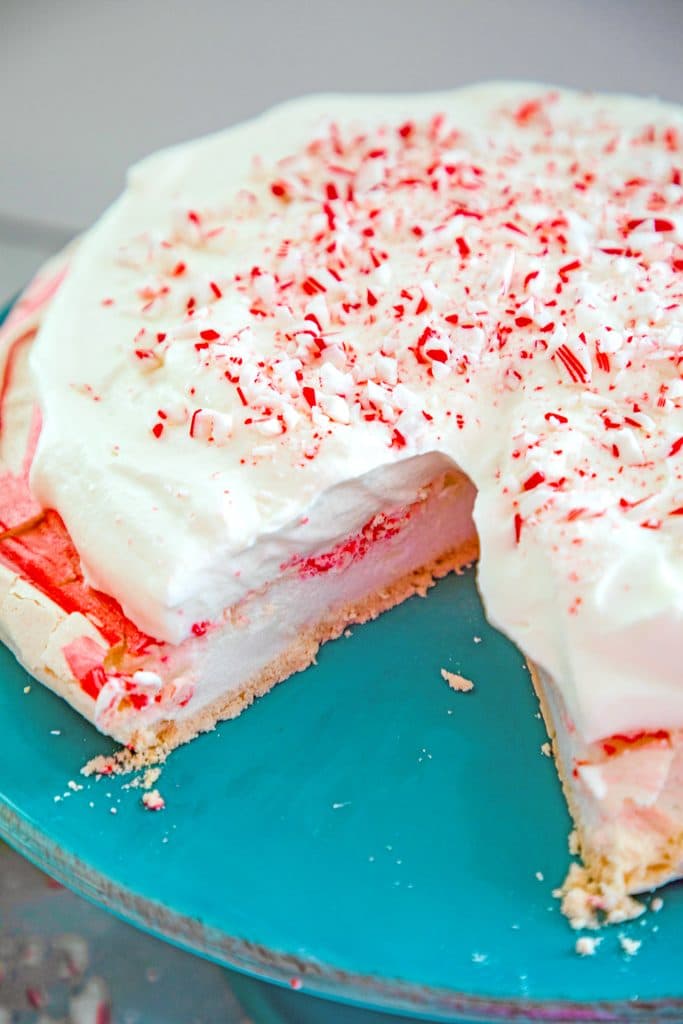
[141,789,166,812]
[125,767,162,791]
[618,934,642,957]
[440,668,474,693]
[574,935,601,957]
[556,862,645,931]
[81,745,167,779]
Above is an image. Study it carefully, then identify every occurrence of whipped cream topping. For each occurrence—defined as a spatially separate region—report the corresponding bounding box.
[29,83,683,743]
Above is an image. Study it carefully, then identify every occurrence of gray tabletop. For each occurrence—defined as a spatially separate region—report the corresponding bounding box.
[0,844,252,1022]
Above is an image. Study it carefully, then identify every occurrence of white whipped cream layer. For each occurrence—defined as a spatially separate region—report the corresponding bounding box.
[29,83,683,743]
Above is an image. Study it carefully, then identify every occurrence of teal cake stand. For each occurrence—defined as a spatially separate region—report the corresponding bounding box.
[1,301,682,1023]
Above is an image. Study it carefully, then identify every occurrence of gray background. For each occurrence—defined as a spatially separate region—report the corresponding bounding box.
[1,0,682,304]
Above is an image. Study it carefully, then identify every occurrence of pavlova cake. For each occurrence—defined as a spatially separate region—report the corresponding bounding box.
[1,83,682,928]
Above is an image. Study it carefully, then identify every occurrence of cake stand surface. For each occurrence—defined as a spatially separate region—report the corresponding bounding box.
[1,300,682,1024]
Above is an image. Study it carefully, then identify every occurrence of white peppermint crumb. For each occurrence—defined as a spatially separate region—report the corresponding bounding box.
[69,976,110,1024]
[535,871,544,881]
[23,685,31,694]
[575,936,601,957]
[53,795,61,803]
[473,636,482,644]
[332,801,351,810]
[471,952,488,964]
[110,807,118,815]
[344,629,352,638]
[619,935,642,957]
[50,730,61,736]
[651,896,664,912]
[67,780,83,792]
[541,741,552,757]
[440,668,474,693]
[54,932,89,975]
